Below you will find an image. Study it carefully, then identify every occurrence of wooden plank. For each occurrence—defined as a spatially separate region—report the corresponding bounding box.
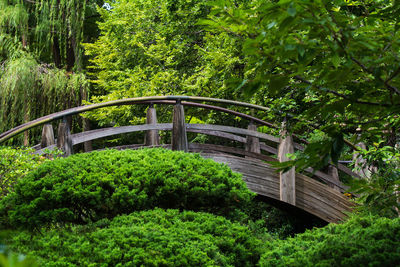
[172,102,188,152]
[278,127,296,205]
[188,129,247,143]
[145,105,160,146]
[260,142,278,154]
[189,143,276,162]
[71,124,173,145]
[41,124,55,148]
[187,124,280,143]
[201,153,354,223]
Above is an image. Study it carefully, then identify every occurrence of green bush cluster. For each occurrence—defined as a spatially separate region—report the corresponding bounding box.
[0,148,253,229]
[259,215,400,267]
[11,208,262,266]
[0,147,48,199]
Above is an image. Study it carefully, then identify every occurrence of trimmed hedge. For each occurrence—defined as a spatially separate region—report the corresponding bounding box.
[259,215,400,267]
[0,147,48,198]
[0,148,253,229]
[10,209,262,266]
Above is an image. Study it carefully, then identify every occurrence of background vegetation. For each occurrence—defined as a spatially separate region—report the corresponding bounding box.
[0,0,399,265]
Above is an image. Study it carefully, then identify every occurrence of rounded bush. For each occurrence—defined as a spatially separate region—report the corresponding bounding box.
[0,147,48,198]
[11,208,262,266]
[259,215,400,266]
[0,148,253,229]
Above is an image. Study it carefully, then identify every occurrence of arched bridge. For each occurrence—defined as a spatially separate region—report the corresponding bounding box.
[0,96,357,223]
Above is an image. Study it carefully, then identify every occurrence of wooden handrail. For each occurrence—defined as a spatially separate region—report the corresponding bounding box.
[0,96,272,143]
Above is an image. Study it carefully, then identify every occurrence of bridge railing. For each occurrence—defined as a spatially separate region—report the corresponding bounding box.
[0,96,358,202]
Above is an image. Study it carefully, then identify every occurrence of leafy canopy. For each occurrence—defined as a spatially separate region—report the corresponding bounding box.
[205,0,400,169]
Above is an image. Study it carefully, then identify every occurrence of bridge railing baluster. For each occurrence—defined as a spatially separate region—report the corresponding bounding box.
[172,100,188,152]
[145,104,160,147]
[57,116,73,156]
[278,121,296,205]
[41,124,55,149]
[245,121,261,157]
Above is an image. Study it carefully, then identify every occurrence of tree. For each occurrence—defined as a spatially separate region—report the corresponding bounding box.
[203,0,400,169]
[83,0,247,126]
[0,0,102,145]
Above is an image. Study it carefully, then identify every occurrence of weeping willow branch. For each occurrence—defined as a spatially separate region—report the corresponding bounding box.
[0,54,89,145]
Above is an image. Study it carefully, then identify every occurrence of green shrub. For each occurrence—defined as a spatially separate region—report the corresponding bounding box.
[10,208,262,266]
[0,147,48,199]
[0,148,253,229]
[259,215,400,267]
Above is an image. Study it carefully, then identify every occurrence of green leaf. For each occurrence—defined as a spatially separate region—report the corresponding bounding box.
[269,76,289,95]
[331,53,340,68]
[287,4,297,17]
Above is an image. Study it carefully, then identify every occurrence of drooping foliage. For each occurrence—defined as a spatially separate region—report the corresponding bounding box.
[0,0,103,145]
[0,148,253,229]
[259,215,400,266]
[9,208,262,266]
[0,55,89,144]
[0,0,101,69]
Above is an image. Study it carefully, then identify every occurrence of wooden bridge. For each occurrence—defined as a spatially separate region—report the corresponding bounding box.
[0,96,357,223]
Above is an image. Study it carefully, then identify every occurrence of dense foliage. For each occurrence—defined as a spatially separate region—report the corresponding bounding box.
[205,0,400,169]
[0,148,253,229]
[83,0,245,126]
[0,0,100,145]
[259,215,400,266]
[10,208,262,266]
[0,147,48,198]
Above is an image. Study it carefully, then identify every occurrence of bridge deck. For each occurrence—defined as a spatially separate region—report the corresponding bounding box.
[202,153,354,223]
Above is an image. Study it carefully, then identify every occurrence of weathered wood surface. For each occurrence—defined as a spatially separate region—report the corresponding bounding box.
[0,96,271,143]
[202,153,355,223]
[328,165,341,192]
[246,123,261,155]
[187,124,280,143]
[41,124,55,148]
[71,124,173,145]
[145,105,160,146]
[172,102,188,152]
[278,128,296,205]
[57,118,73,156]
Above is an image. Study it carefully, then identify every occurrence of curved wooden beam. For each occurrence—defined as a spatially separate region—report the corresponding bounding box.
[0,96,271,143]
[202,153,355,223]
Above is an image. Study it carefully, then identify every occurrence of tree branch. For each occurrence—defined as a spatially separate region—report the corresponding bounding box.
[293,75,393,107]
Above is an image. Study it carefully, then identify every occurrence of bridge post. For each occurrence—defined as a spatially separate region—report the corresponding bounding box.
[41,124,55,148]
[352,141,376,178]
[57,116,73,156]
[172,100,188,152]
[145,104,160,146]
[246,121,261,156]
[328,165,341,192]
[278,121,296,205]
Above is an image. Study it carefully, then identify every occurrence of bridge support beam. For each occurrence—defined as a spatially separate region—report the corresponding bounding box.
[246,121,261,157]
[57,116,73,156]
[41,124,55,149]
[278,124,296,205]
[145,104,160,146]
[172,101,188,152]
